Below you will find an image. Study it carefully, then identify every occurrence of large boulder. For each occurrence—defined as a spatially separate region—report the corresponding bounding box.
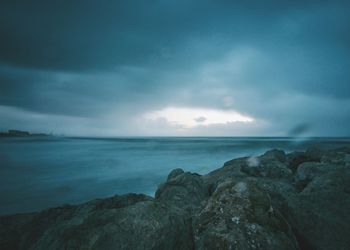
[193,179,298,250]
[284,163,350,250]
[286,151,320,173]
[0,194,194,250]
[155,169,209,211]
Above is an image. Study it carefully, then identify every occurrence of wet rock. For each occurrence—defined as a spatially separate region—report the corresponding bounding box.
[167,168,185,181]
[281,148,350,250]
[305,147,325,162]
[294,162,345,192]
[203,157,249,186]
[285,168,350,250]
[262,149,286,162]
[241,160,292,179]
[193,179,298,250]
[60,200,193,250]
[240,150,292,179]
[320,150,349,165]
[202,157,249,196]
[286,151,320,173]
[156,171,209,210]
[0,194,193,250]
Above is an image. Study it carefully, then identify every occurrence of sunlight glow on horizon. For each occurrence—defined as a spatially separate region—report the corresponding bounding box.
[143,107,254,128]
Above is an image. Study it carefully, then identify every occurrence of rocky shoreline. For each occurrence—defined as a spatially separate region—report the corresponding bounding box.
[1,147,350,250]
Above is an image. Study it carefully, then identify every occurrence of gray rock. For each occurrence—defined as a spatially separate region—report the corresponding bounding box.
[286,151,320,173]
[285,163,350,250]
[0,194,193,250]
[235,150,292,179]
[167,168,185,181]
[193,179,298,250]
[262,149,286,162]
[294,162,345,192]
[241,160,292,179]
[156,171,209,211]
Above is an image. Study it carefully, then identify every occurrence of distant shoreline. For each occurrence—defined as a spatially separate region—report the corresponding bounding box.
[0,130,51,138]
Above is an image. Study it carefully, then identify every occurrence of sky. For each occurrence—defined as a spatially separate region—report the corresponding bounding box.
[0,0,349,136]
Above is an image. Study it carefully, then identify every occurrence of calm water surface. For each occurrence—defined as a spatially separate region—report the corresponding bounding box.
[1,136,349,214]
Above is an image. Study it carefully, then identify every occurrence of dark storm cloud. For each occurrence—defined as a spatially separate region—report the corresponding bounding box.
[2,0,345,71]
[0,65,169,116]
[0,0,350,135]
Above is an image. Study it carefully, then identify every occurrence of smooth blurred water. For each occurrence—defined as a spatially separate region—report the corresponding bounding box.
[0,136,349,215]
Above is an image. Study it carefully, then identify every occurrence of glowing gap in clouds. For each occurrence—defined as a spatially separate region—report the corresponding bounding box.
[144,107,254,128]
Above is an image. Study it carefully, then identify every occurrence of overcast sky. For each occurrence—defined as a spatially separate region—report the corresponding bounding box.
[1,0,349,136]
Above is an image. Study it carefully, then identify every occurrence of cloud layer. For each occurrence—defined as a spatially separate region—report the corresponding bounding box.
[1,0,349,136]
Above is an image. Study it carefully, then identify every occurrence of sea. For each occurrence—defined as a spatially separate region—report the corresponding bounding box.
[1,136,349,215]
